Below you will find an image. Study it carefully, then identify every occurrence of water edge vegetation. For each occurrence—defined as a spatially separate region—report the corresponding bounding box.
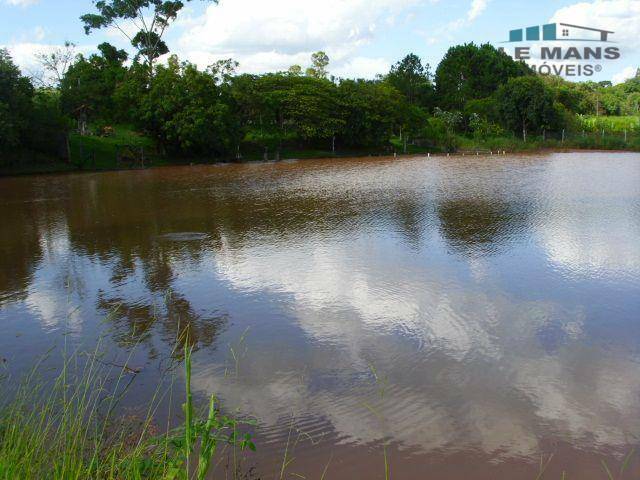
[0,333,256,480]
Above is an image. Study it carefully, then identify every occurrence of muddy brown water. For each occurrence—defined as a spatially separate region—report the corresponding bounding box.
[1,152,639,479]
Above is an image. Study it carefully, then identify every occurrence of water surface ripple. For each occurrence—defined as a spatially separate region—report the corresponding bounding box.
[1,152,639,478]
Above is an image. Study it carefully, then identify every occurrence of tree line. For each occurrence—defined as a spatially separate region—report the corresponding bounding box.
[1,0,640,165]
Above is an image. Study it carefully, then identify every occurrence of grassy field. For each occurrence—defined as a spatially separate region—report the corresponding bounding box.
[578,115,640,133]
[0,340,255,480]
[455,132,640,153]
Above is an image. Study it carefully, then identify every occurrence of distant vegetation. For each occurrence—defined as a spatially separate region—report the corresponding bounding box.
[1,0,640,172]
[579,115,640,133]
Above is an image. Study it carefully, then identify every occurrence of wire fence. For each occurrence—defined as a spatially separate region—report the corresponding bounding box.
[514,129,640,152]
[56,129,640,167]
[6,127,637,172]
[69,142,158,170]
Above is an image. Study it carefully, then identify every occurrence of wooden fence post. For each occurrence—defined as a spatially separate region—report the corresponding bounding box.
[65,133,71,164]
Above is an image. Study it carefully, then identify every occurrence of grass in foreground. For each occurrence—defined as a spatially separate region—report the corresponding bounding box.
[0,340,255,480]
[1,335,637,479]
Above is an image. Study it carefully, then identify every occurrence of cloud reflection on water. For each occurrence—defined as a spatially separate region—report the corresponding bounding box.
[1,152,639,471]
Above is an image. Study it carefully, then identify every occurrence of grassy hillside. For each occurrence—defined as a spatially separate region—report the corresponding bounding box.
[69,125,158,170]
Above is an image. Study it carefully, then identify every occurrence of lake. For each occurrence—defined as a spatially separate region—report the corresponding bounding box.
[1,151,639,479]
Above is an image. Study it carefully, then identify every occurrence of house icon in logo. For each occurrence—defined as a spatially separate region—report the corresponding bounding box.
[508,23,614,42]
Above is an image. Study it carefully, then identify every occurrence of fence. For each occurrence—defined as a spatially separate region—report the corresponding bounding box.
[70,142,156,170]
[529,128,640,148]
[64,128,640,169]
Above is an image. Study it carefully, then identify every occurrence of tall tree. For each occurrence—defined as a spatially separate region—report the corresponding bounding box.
[435,43,530,111]
[288,65,302,76]
[0,49,68,160]
[139,55,240,156]
[0,49,34,151]
[60,42,130,128]
[81,0,214,75]
[337,79,408,148]
[306,51,330,79]
[496,76,562,139]
[34,41,77,87]
[386,53,434,108]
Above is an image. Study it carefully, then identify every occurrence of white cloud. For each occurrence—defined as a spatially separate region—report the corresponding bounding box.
[4,0,39,6]
[4,42,59,72]
[177,0,424,77]
[550,0,640,53]
[327,56,391,79]
[467,0,489,22]
[425,0,491,44]
[2,42,94,82]
[181,49,310,74]
[612,65,638,84]
[33,26,45,42]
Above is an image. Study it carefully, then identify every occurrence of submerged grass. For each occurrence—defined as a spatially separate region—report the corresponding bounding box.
[0,338,255,480]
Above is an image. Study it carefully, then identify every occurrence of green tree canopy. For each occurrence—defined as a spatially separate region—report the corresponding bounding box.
[385,53,434,109]
[0,49,35,151]
[435,43,531,111]
[496,76,563,136]
[337,79,408,148]
[60,42,129,123]
[139,55,239,156]
[306,51,330,79]
[288,65,302,76]
[233,73,343,150]
[0,49,69,160]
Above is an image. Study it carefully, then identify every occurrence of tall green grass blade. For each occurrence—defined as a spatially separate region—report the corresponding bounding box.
[601,460,614,480]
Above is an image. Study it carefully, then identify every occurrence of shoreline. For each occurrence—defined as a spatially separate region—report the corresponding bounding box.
[2,146,639,178]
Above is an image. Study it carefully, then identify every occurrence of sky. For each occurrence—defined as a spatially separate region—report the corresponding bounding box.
[1,0,639,84]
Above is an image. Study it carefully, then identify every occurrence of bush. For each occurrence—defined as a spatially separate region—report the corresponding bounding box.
[469,113,504,139]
